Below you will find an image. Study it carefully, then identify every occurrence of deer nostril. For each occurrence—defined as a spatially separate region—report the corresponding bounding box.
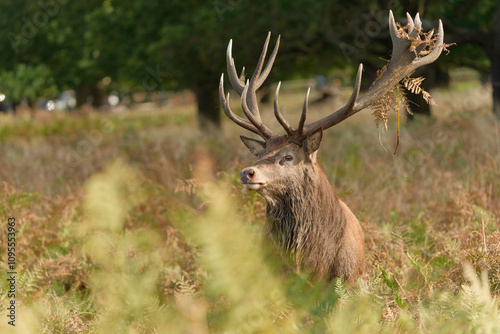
[240,168,255,183]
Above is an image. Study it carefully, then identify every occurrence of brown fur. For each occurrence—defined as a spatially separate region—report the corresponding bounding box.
[240,133,365,284]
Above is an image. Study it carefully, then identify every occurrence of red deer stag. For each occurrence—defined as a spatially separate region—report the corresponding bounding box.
[219,11,445,284]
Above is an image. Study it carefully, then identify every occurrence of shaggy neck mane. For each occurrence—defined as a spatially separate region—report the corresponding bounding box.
[264,163,347,272]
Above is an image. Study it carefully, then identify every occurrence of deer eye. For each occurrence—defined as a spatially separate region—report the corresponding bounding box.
[279,155,294,166]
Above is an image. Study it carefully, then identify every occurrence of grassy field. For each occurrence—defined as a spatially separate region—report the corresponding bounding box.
[0,80,499,333]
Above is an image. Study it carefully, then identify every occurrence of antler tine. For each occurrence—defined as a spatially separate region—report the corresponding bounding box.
[300,10,445,137]
[221,34,281,140]
[241,80,261,127]
[226,40,245,95]
[247,32,271,93]
[406,12,415,37]
[345,64,363,111]
[390,11,408,61]
[239,67,246,81]
[244,33,274,124]
[242,33,283,139]
[256,35,281,88]
[408,13,426,54]
[274,82,294,136]
[303,64,363,134]
[243,33,281,122]
[413,13,422,34]
[412,20,444,67]
[241,80,276,139]
[297,88,310,136]
[219,75,262,135]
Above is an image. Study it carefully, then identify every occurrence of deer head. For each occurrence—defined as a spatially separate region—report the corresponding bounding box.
[220,11,444,194]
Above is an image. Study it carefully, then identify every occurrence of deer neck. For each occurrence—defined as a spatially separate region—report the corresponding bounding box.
[263,163,346,253]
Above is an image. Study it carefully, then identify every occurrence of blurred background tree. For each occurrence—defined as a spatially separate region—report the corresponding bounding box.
[0,0,497,129]
[0,64,58,110]
[437,0,500,117]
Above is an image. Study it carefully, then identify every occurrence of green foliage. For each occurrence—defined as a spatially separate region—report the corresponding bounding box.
[0,64,58,102]
[0,0,498,121]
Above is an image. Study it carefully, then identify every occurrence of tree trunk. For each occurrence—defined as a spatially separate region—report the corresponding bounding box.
[90,84,106,108]
[193,85,220,132]
[75,84,105,109]
[12,101,20,114]
[75,85,90,107]
[28,98,37,119]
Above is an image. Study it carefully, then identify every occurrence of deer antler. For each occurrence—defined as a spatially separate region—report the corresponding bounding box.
[221,11,445,141]
[301,11,445,137]
[220,32,281,140]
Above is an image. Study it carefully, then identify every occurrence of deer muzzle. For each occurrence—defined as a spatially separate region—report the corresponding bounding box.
[240,167,265,191]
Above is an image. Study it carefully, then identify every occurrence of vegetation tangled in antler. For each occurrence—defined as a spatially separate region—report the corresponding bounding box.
[371,13,454,153]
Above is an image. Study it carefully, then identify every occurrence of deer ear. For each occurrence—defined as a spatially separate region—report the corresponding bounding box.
[240,135,266,156]
[303,128,323,154]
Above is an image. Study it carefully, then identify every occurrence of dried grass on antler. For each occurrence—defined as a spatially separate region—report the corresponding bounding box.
[371,17,454,153]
